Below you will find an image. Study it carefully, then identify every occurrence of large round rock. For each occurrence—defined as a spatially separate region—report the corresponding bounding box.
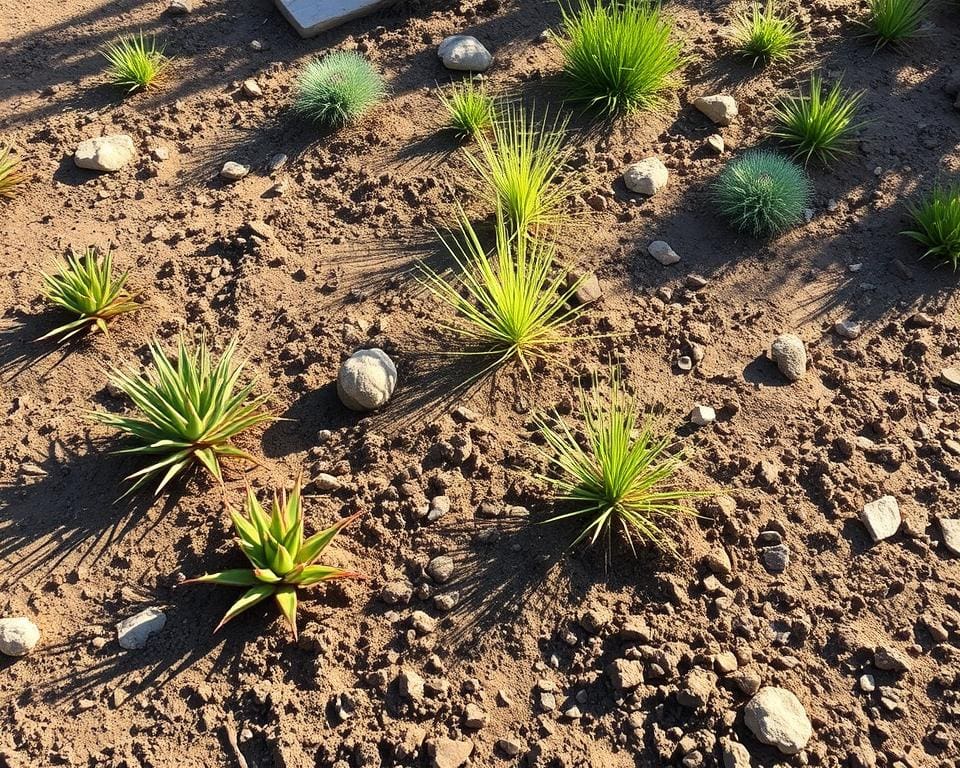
[0,616,41,656]
[337,348,397,411]
[744,686,812,755]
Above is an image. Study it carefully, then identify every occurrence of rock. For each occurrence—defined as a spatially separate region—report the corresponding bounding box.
[0,617,40,656]
[497,738,522,757]
[167,0,192,13]
[606,658,644,690]
[410,611,436,635]
[677,668,717,708]
[939,518,960,555]
[648,240,680,266]
[429,737,474,768]
[242,79,263,98]
[694,94,738,125]
[337,348,397,411]
[74,135,136,172]
[579,606,612,634]
[463,702,487,728]
[714,651,738,674]
[720,738,751,768]
[704,548,732,577]
[761,543,790,573]
[275,0,394,38]
[770,333,807,381]
[220,161,249,181]
[690,405,716,426]
[835,319,861,339]
[744,687,812,756]
[860,495,900,542]
[706,134,725,153]
[381,579,413,605]
[438,35,492,72]
[623,157,669,195]
[398,668,425,700]
[566,271,602,305]
[426,555,455,584]
[874,646,911,673]
[116,607,166,650]
[940,367,960,389]
[859,674,875,692]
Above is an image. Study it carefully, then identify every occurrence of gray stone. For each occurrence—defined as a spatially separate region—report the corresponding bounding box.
[940,367,960,389]
[438,35,492,72]
[220,161,250,181]
[337,348,396,411]
[694,94,738,125]
[761,543,790,573]
[834,319,862,339]
[707,134,725,153]
[874,645,911,673]
[861,495,900,542]
[116,607,166,650]
[426,555,455,583]
[167,0,192,13]
[690,405,715,426]
[381,579,413,605]
[648,240,680,265]
[398,668,425,700]
[623,157,669,195]
[74,135,136,172]
[0,617,40,656]
[744,686,812,755]
[940,518,960,555]
[497,739,522,757]
[770,333,807,381]
[274,0,395,38]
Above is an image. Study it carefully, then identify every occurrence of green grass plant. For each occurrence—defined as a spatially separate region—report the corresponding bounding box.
[864,0,929,47]
[903,184,960,269]
[102,32,169,92]
[439,78,497,140]
[730,1,802,66]
[293,51,386,127]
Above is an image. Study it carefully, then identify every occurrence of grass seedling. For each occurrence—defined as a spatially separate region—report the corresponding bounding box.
[712,150,811,236]
[91,335,273,496]
[557,0,686,115]
[730,1,802,66]
[863,0,930,47]
[417,208,587,379]
[771,74,864,165]
[293,51,386,127]
[903,185,960,269]
[186,477,362,640]
[533,372,706,553]
[40,245,140,342]
[0,145,26,199]
[102,32,169,93]
[465,105,574,233]
[439,78,497,140]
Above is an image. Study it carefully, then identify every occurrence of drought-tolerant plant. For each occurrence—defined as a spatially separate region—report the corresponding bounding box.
[91,335,273,495]
[293,51,386,127]
[39,245,140,342]
[186,477,362,640]
[465,106,574,233]
[712,149,811,236]
[557,0,686,115]
[102,32,169,93]
[0,145,26,199]
[771,74,864,165]
[533,372,705,552]
[903,185,960,268]
[863,0,929,47]
[730,1,802,66]
[439,78,497,140]
[418,208,586,378]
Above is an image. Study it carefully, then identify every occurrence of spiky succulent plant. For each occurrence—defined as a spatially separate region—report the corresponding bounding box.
[186,477,362,639]
[40,245,140,342]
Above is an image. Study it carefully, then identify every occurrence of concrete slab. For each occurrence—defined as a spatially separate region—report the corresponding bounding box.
[275,0,395,38]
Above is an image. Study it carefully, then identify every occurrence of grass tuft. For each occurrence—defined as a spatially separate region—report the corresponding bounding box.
[439,78,497,140]
[730,1,802,66]
[465,105,574,233]
[902,185,960,269]
[90,335,274,496]
[40,245,140,342]
[533,372,707,553]
[185,477,362,641]
[864,0,929,47]
[293,51,386,127]
[0,144,26,199]
[771,73,864,165]
[712,149,811,236]
[558,0,686,115]
[417,208,587,379]
[102,32,169,93]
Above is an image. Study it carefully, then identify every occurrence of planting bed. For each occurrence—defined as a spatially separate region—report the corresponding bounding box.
[1,1,959,767]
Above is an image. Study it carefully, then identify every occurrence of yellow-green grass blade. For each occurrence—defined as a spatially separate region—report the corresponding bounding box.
[184,569,260,586]
[213,584,275,633]
[274,586,298,640]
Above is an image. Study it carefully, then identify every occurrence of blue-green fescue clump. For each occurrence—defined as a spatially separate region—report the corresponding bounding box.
[293,51,386,127]
[903,185,960,269]
[712,150,811,236]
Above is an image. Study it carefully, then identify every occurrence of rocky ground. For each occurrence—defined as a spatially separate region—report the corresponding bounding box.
[1,0,959,767]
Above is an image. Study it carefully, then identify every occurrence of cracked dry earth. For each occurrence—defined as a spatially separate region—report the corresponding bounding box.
[1,0,960,767]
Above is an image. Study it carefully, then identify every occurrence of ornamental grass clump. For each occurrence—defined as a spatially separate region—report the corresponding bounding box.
[439,78,497,140]
[91,335,273,495]
[102,32,169,93]
[186,477,362,640]
[0,145,26,199]
[465,106,574,233]
[417,209,586,378]
[712,150,811,236]
[533,373,706,553]
[40,245,140,342]
[771,74,864,165]
[903,185,960,269]
[864,0,929,47]
[293,51,386,127]
[558,0,686,115]
[730,1,802,66]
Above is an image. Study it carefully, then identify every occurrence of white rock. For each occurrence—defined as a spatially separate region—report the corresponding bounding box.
[940,367,960,389]
[623,157,669,196]
[220,161,250,181]
[706,134,725,153]
[274,0,393,38]
[939,518,960,555]
[744,686,813,755]
[116,607,166,650]
[167,0,192,13]
[835,320,861,339]
[770,333,807,382]
[694,94,738,126]
[861,495,901,542]
[337,348,397,411]
[690,405,716,426]
[0,617,40,656]
[648,240,680,266]
[242,79,263,98]
[720,737,751,768]
[438,35,492,71]
[74,135,136,172]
